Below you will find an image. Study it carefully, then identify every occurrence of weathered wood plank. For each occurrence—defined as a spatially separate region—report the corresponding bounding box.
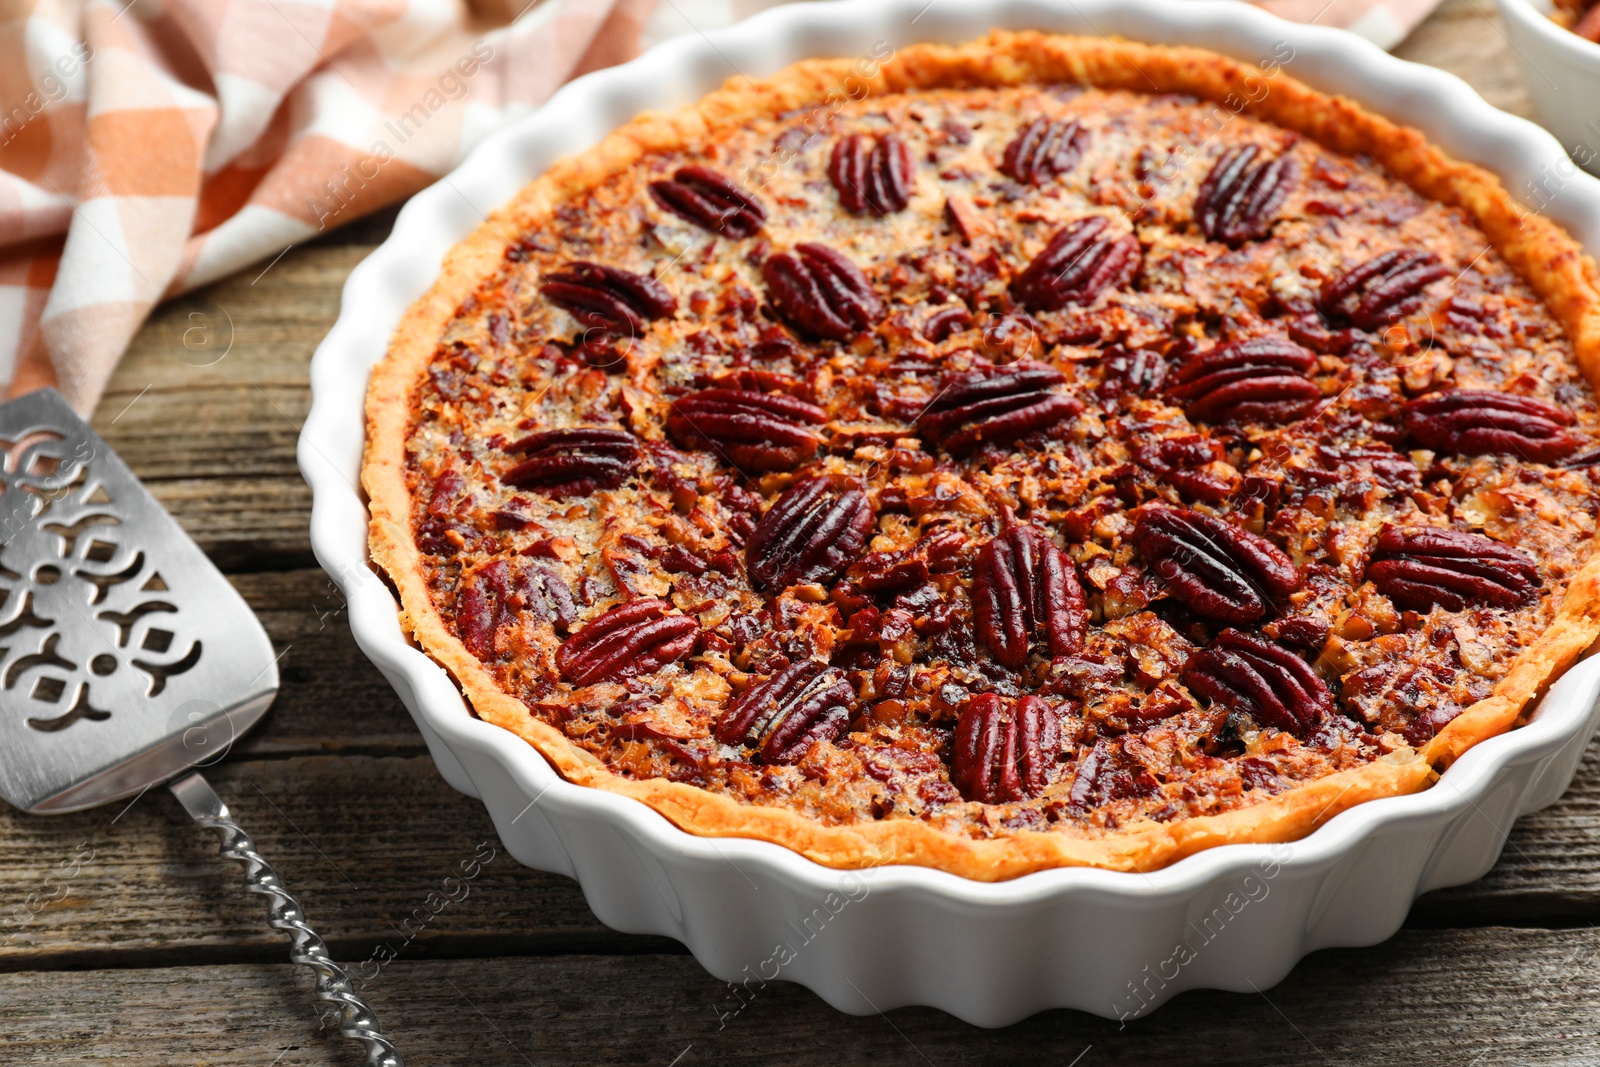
[226,569,425,757]
[0,756,636,970]
[0,731,1597,969]
[134,476,314,571]
[1394,0,1534,120]
[83,243,380,569]
[0,926,1596,1065]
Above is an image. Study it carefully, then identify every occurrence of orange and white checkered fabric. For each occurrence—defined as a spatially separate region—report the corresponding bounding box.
[0,0,1439,414]
[0,0,655,412]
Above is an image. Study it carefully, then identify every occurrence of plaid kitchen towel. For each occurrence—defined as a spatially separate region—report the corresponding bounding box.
[0,0,1439,413]
[0,0,655,411]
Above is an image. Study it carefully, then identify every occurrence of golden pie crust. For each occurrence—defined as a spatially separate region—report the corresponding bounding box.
[364,31,1600,880]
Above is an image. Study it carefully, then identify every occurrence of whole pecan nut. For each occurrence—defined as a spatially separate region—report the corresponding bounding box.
[715,659,855,763]
[917,361,1082,456]
[1010,216,1140,312]
[972,524,1087,668]
[762,243,885,341]
[829,132,915,215]
[1365,525,1538,612]
[1182,630,1331,737]
[952,693,1059,803]
[1132,504,1302,624]
[555,598,698,686]
[1166,337,1321,425]
[666,388,827,472]
[648,165,767,239]
[1401,389,1579,464]
[1318,250,1450,331]
[501,427,641,496]
[1194,145,1300,246]
[1000,117,1091,185]
[746,477,875,593]
[541,261,677,335]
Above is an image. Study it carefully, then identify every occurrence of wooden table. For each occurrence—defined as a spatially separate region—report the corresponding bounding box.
[3,4,1596,1062]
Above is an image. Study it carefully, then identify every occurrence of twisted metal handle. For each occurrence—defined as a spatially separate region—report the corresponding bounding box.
[170,772,403,1067]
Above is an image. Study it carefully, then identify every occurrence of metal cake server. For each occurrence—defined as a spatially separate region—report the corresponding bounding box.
[0,388,401,1066]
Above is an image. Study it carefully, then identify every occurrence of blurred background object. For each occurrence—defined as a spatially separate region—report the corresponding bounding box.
[1498,0,1600,176]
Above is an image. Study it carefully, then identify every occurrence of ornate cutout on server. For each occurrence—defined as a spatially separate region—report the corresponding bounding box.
[0,419,201,733]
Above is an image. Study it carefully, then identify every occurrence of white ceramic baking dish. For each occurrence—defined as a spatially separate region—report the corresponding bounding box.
[1497,0,1600,175]
[300,0,1600,1025]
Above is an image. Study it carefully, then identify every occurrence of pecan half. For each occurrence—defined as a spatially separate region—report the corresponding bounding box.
[715,659,855,763]
[457,561,509,658]
[952,693,1059,803]
[1132,505,1301,624]
[1182,630,1331,737]
[1095,344,1167,405]
[916,361,1082,456]
[516,565,580,633]
[1010,217,1140,311]
[666,388,827,472]
[1401,389,1579,464]
[1166,337,1320,424]
[555,599,698,686]
[1066,738,1161,812]
[944,195,988,245]
[923,306,974,343]
[502,427,641,496]
[648,165,767,238]
[1366,525,1538,612]
[1562,446,1600,470]
[1318,250,1450,331]
[459,560,579,656]
[1131,434,1236,503]
[746,477,875,593]
[849,528,970,592]
[828,132,915,215]
[1194,145,1299,246]
[541,261,677,335]
[972,524,1087,668]
[762,243,885,341]
[1000,117,1090,185]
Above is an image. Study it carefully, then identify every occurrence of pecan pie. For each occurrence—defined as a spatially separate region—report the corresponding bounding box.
[1552,0,1600,43]
[364,32,1600,879]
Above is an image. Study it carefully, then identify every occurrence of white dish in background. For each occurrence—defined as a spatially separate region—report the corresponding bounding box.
[301,0,1600,1025]
[1498,0,1600,176]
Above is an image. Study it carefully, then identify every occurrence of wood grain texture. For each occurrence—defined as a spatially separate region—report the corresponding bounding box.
[0,732,1597,972]
[1393,0,1537,120]
[89,242,371,571]
[2,927,1598,1065]
[226,569,424,758]
[0,756,657,971]
[1,6,1586,1064]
